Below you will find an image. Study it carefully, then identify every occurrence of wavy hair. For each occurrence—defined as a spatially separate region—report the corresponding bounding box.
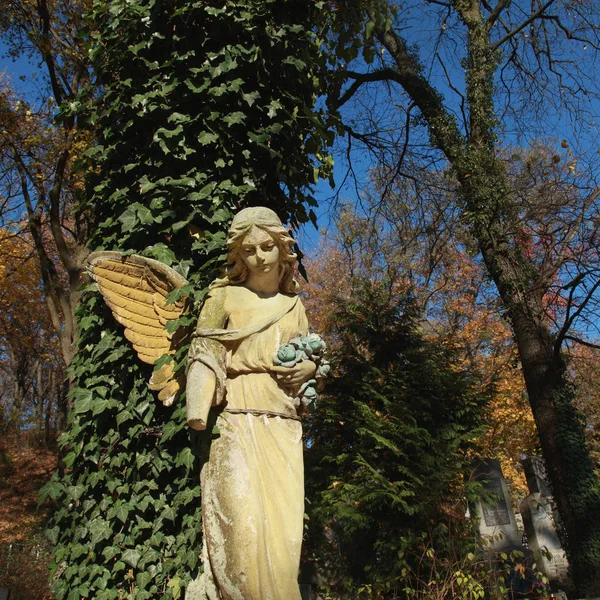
[211,207,299,294]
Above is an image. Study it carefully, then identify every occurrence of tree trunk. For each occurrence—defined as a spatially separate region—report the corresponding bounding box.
[36,360,44,439]
[362,5,600,592]
[512,309,600,592]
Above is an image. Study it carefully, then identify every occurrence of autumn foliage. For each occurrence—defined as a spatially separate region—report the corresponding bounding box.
[303,225,539,494]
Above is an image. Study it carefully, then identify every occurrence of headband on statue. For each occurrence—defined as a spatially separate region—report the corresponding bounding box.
[227,207,284,242]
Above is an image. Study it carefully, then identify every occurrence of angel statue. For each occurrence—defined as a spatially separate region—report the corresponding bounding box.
[87,206,328,600]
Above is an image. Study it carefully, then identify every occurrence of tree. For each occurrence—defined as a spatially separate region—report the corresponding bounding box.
[0,227,66,439]
[43,1,339,598]
[303,207,539,491]
[328,1,600,593]
[304,280,486,597]
[0,0,92,367]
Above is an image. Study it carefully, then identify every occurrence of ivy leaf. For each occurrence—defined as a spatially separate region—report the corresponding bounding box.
[89,518,112,545]
[177,487,199,506]
[175,447,195,469]
[136,570,152,590]
[112,502,131,523]
[46,526,60,545]
[102,546,120,562]
[167,576,182,600]
[122,549,141,569]
[161,505,176,521]
[150,243,177,265]
[72,388,94,414]
[67,485,86,501]
[223,111,245,126]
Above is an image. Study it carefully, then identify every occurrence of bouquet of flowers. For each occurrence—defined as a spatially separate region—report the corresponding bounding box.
[274,333,330,408]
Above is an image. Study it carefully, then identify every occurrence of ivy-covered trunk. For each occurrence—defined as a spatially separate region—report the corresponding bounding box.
[353,1,600,594]
[41,1,337,598]
[511,308,600,593]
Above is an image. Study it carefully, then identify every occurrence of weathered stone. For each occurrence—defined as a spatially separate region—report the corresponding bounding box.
[471,459,523,553]
[523,456,553,498]
[184,207,323,600]
[520,456,570,588]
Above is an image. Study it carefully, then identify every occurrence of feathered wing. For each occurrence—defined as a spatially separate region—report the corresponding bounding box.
[86,251,193,406]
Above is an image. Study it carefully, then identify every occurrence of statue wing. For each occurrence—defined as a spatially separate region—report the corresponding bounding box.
[86,251,192,406]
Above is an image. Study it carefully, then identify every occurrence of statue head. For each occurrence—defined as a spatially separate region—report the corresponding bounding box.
[219,207,299,294]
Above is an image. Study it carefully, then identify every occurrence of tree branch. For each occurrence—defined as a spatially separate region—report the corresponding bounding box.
[367,8,466,165]
[491,0,557,50]
[564,335,600,351]
[336,69,401,108]
[555,276,600,354]
[486,0,513,29]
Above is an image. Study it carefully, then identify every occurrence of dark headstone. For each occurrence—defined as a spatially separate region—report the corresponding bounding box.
[480,476,511,526]
[523,456,553,498]
[471,459,522,552]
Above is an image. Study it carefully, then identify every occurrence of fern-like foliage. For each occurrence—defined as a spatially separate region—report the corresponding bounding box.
[304,281,487,597]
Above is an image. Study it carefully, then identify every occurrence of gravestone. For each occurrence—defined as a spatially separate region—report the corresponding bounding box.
[471,459,522,553]
[520,457,570,587]
[0,588,10,600]
[523,456,552,497]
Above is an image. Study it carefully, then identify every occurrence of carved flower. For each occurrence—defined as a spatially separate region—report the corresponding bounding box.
[275,343,301,367]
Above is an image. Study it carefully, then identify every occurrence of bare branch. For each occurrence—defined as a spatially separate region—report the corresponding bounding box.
[337,69,401,108]
[486,0,515,29]
[555,277,600,354]
[564,335,600,351]
[491,0,558,51]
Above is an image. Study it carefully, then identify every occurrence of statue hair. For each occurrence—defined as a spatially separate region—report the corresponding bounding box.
[211,208,299,294]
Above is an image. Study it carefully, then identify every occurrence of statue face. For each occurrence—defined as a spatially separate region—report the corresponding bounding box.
[239,226,280,275]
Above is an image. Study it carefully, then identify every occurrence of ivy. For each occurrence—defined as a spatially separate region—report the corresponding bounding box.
[47,0,341,598]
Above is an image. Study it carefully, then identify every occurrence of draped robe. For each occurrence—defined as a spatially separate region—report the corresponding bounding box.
[186,286,307,600]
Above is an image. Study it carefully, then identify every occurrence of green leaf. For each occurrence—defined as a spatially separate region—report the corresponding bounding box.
[161,505,176,521]
[67,485,86,501]
[102,546,120,562]
[89,518,112,545]
[136,570,152,590]
[176,447,195,469]
[133,202,154,225]
[116,410,133,426]
[39,478,65,503]
[122,549,141,569]
[112,502,130,523]
[67,589,81,600]
[242,91,260,106]
[72,388,94,414]
[177,487,199,506]
[150,243,177,264]
[365,21,375,40]
[223,111,245,126]
[46,526,60,545]
[198,131,218,145]
[167,576,182,599]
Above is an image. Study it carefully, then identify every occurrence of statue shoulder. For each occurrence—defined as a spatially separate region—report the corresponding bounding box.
[198,285,230,328]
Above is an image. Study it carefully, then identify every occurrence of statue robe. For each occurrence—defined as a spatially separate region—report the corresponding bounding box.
[186,286,307,600]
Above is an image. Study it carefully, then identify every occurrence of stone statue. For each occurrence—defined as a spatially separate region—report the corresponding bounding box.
[87,207,327,600]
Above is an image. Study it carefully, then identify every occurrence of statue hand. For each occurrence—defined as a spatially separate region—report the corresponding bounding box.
[271,360,317,386]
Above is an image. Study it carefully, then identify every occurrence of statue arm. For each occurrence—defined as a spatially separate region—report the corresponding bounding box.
[186,287,228,431]
[186,363,216,431]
